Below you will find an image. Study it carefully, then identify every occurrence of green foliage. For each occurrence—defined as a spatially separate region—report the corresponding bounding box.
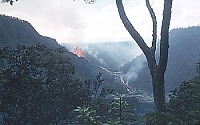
[74,73,110,125]
[84,73,106,101]
[107,93,136,125]
[139,84,200,125]
[0,0,18,5]
[138,64,200,125]
[75,93,136,125]
[0,44,89,124]
[74,106,101,125]
[139,110,200,125]
[168,80,200,113]
[84,72,114,102]
[167,76,200,125]
[84,0,96,4]
[138,62,200,125]
[74,0,96,4]
[139,112,189,125]
[168,62,200,112]
[82,73,114,122]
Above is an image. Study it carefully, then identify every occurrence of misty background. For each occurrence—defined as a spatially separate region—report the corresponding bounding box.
[0,0,200,45]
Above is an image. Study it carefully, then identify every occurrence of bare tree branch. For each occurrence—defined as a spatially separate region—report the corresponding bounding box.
[158,0,173,73]
[116,0,150,56]
[146,0,157,53]
[116,0,173,113]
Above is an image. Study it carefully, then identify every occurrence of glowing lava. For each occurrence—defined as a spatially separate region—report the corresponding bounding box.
[119,75,133,93]
[73,47,85,58]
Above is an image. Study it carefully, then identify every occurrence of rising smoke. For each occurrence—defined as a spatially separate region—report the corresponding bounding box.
[124,54,146,85]
[62,41,142,69]
[62,41,147,92]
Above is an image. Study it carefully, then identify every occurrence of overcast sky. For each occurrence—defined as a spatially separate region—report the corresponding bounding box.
[0,0,200,44]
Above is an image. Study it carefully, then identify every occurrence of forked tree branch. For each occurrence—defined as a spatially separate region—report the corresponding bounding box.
[116,0,150,56]
[146,0,157,53]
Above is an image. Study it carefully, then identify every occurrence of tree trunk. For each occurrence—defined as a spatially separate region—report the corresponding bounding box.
[146,52,166,112]
[116,0,173,113]
[151,70,166,112]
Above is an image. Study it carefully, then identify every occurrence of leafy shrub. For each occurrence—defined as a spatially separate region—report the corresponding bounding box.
[138,62,200,125]
[75,93,136,125]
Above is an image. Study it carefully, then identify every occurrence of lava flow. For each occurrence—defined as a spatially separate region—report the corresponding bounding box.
[73,47,85,58]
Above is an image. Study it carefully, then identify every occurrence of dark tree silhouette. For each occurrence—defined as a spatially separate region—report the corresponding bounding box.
[116,0,173,113]
[83,0,173,112]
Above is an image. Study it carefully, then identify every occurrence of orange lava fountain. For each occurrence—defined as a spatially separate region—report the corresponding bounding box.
[73,47,85,58]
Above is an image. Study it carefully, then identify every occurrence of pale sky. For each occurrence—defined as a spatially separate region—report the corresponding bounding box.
[0,0,200,44]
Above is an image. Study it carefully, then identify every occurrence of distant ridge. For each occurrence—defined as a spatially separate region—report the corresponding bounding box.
[0,14,59,49]
[121,26,200,93]
[0,15,127,92]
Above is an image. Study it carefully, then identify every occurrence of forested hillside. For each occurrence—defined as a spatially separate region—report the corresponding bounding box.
[0,14,126,92]
[122,26,200,93]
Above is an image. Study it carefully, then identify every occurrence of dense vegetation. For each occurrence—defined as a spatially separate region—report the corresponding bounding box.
[0,44,135,124]
[0,44,91,124]
[0,37,199,125]
[77,63,200,124]
[139,62,200,124]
